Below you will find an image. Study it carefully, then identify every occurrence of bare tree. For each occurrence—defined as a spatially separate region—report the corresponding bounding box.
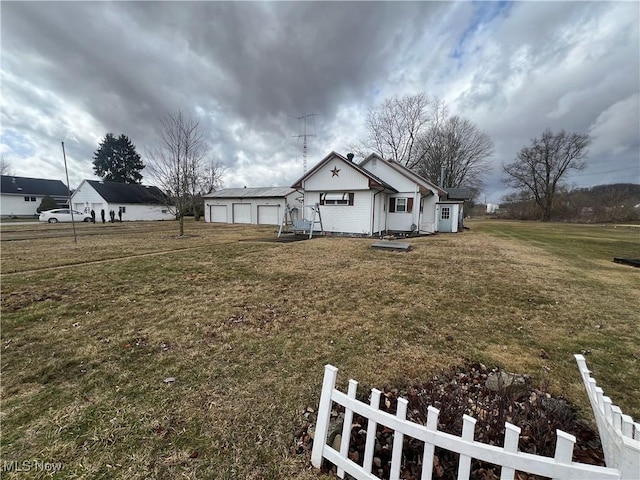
[0,156,13,176]
[146,110,211,236]
[357,94,493,190]
[503,129,590,221]
[416,115,494,190]
[358,93,439,169]
[199,159,226,195]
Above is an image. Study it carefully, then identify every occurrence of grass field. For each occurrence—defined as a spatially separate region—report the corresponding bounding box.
[1,219,638,479]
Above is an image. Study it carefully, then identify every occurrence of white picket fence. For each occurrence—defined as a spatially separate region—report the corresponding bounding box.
[574,354,640,479]
[311,363,624,480]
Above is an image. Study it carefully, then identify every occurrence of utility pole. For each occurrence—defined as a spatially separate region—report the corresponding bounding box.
[61,141,77,243]
[292,114,316,173]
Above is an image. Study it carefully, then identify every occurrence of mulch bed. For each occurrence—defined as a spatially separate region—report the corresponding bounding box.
[293,361,605,480]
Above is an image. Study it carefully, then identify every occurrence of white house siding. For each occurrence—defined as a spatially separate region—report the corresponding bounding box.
[420,195,438,233]
[1,195,41,217]
[372,191,387,234]
[304,190,372,235]
[71,182,103,213]
[303,160,370,191]
[386,191,420,232]
[111,204,173,221]
[361,158,440,233]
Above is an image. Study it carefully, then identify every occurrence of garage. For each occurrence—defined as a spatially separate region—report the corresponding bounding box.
[210,205,227,223]
[232,203,251,224]
[257,205,280,225]
[203,187,296,225]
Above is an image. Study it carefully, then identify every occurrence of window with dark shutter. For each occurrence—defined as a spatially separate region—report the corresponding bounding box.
[407,198,414,213]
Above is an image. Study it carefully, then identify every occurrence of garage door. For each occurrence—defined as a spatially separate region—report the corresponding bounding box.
[232,203,251,224]
[210,205,227,223]
[257,205,279,225]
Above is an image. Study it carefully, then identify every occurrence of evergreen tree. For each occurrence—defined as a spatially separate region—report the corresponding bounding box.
[93,133,144,184]
[37,195,58,213]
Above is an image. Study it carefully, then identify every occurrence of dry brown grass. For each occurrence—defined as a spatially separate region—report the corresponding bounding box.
[1,219,638,479]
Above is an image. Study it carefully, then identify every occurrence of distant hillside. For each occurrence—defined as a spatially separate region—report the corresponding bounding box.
[498,183,640,222]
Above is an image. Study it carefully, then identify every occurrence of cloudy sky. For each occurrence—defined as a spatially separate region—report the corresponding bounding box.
[1,1,638,203]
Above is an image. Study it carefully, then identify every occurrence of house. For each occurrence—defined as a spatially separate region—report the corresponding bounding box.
[0,175,69,218]
[290,151,451,236]
[71,180,174,221]
[202,187,298,225]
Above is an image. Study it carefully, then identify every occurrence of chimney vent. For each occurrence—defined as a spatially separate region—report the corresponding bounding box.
[346,153,354,162]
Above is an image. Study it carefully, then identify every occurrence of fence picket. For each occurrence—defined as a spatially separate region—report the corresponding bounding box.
[390,398,408,479]
[621,414,633,438]
[457,415,477,480]
[421,406,439,480]
[603,396,614,422]
[363,389,381,474]
[337,379,358,478]
[500,423,521,480]
[311,364,338,468]
[552,430,576,480]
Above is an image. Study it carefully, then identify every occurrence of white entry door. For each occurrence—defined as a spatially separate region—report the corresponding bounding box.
[232,203,251,224]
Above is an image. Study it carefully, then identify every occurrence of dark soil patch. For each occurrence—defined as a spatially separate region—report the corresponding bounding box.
[294,361,604,480]
[241,234,314,243]
[613,257,640,267]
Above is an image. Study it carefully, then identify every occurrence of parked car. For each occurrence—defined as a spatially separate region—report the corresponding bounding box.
[39,209,91,223]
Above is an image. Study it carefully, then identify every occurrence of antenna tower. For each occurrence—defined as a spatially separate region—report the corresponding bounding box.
[292,114,316,173]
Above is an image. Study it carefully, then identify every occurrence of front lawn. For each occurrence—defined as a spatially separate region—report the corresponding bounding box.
[1,219,638,478]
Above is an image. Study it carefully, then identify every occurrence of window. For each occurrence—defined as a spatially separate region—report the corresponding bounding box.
[119,206,126,213]
[389,197,413,213]
[320,193,354,206]
[24,196,36,202]
[441,207,450,220]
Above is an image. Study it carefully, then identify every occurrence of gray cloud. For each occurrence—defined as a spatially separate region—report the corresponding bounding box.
[1,1,638,202]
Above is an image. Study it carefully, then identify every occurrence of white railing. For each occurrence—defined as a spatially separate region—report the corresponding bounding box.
[574,354,640,479]
[311,364,622,480]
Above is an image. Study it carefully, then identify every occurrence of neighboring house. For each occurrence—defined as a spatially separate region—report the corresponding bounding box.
[291,151,452,235]
[0,175,69,217]
[202,187,298,225]
[71,180,174,221]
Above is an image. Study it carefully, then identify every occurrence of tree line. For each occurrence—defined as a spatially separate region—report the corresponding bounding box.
[499,183,640,223]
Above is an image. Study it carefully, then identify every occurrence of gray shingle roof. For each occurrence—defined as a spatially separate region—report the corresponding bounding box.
[445,188,473,200]
[1,175,68,197]
[204,187,295,198]
[86,180,168,204]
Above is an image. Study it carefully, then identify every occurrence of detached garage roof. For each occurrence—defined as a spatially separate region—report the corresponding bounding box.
[203,187,295,199]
